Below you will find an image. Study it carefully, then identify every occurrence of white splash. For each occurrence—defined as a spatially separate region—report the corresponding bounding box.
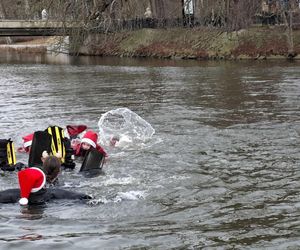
[98,108,155,148]
[87,190,146,206]
[103,176,136,186]
[116,190,146,200]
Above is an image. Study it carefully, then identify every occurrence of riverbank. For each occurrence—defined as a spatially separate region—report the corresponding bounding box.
[1,26,300,60]
[81,26,300,60]
[0,37,56,54]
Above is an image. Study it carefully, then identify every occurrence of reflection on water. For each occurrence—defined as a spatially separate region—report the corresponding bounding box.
[18,205,46,220]
[0,53,299,249]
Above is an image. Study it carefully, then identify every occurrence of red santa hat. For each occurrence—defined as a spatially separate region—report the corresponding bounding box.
[22,133,34,148]
[81,130,98,148]
[66,124,87,137]
[18,167,46,205]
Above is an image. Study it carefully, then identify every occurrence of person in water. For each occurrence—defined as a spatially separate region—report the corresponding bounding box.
[109,135,120,147]
[17,124,87,154]
[0,151,92,205]
[18,153,62,205]
[72,130,107,158]
[21,150,92,205]
[17,133,34,153]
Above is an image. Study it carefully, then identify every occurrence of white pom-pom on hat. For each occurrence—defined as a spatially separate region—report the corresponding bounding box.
[19,197,28,205]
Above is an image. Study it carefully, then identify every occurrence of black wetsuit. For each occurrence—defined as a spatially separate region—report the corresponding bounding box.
[0,188,92,204]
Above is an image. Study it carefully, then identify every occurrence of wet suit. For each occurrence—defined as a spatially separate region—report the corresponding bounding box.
[0,188,92,204]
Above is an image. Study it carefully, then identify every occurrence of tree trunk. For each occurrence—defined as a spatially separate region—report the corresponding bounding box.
[281,1,296,59]
[283,10,295,58]
[0,2,12,44]
[153,0,165,18]
[24,0,30,19]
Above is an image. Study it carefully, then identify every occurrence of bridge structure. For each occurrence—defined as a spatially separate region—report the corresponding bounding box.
[0,20,78,36]
[0,18,184,36]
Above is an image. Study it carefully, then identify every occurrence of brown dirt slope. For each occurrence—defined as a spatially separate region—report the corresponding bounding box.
[80,26,300,60]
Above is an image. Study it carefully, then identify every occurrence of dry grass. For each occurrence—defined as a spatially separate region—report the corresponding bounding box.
[15,36,60,45]
[2,26,300,59]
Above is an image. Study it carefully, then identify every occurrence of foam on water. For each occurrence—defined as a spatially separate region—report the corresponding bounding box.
[87,190,146,206]
[102,176,136,186]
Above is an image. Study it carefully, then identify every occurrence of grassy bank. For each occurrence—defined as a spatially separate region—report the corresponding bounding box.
[2,26,300,60]
[79,26,300,60]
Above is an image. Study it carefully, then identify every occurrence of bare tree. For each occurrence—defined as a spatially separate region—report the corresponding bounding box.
[0,1,13,44]
[277,0,296,58]
[4,0,294,55]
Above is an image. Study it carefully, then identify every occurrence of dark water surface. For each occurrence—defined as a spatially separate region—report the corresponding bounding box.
[0,53,299,249]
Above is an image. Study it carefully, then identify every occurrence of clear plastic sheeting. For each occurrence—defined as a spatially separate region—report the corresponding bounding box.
[98,108,155,148]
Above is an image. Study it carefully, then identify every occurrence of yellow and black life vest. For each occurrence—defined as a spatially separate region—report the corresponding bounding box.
[0,139,16,169]
[45,126,66,163]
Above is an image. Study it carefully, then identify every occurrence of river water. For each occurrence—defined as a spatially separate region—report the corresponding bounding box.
[0,53,299,249]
